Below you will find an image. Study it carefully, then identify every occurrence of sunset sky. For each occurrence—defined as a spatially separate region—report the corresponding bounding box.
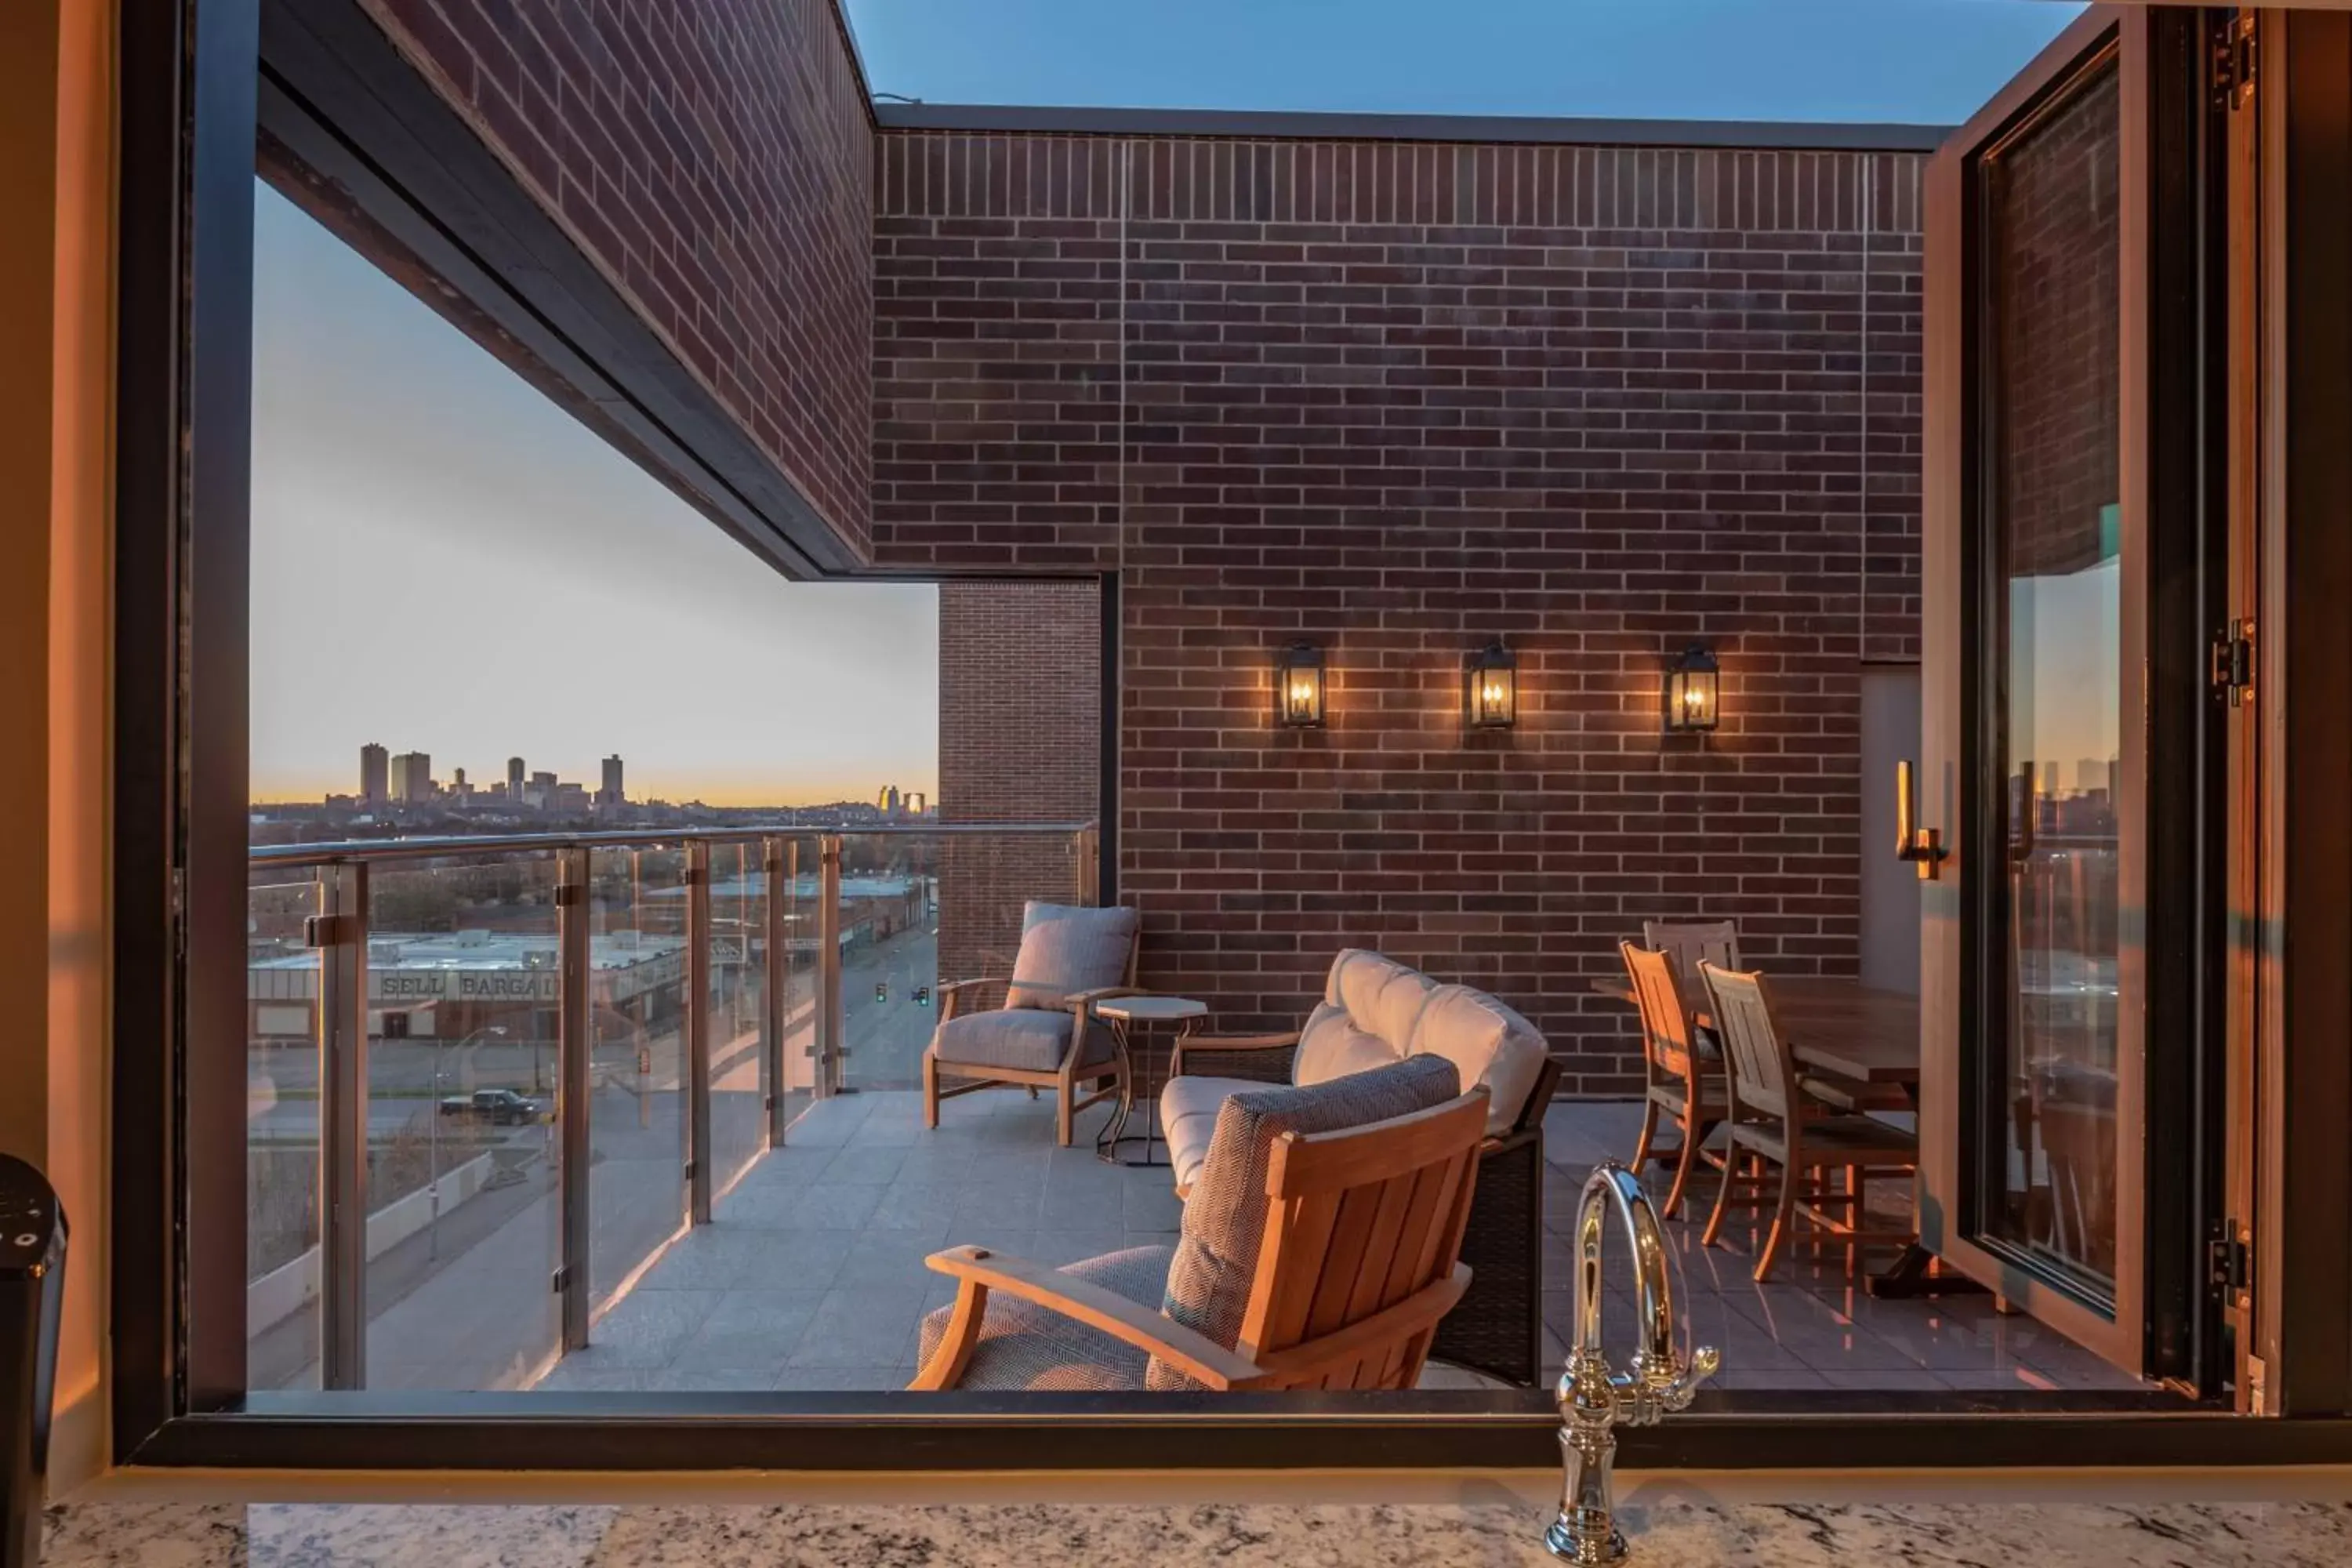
[249,183,938,808]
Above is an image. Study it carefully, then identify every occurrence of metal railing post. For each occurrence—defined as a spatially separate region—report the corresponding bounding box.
[1076,823,1100,906]
[817,833,844,1098]
[556,846,591,1352]
[310,861,369,1390]
[685,840,713,1223]
[762,836,790,1145]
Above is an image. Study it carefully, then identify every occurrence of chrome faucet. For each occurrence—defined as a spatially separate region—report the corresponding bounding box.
[1544,1160,1720,1565]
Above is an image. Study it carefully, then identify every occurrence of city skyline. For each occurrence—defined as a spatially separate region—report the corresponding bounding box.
[249,181,938,808]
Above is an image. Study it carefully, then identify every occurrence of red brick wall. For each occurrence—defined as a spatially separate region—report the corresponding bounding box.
[881,136,1926,1090]
[935,579,1102,984]
[362,0,875,555]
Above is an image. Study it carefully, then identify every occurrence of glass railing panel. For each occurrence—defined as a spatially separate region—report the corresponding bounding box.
[585,843,691,1315]
[842,830,1076,1094]
[773,833,823,1118]
[361,852,564,1390]
[706,840,766,1203]
[246,862,323,1391]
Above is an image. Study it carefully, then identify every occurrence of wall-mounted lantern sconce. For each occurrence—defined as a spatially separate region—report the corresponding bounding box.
[1465,641,1518,730]
[1663,645,1720,733]
[1276,641,1326,728]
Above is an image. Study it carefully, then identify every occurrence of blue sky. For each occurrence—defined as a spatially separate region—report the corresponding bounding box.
[843,0,2083,125]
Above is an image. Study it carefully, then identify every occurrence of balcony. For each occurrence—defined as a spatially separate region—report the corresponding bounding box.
[245,824,2132,1398]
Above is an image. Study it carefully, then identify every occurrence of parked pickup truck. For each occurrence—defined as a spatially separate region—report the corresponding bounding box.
[436,1088,546,1126]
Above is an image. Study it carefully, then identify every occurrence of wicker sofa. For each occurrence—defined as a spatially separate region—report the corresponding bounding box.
[1158,950,1562,1386]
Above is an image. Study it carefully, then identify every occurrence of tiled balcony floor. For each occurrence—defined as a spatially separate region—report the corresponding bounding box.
[535,1090,2142,1395]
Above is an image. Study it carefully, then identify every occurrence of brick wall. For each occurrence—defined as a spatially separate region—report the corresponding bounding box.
[362,0,875,555]
[935,579,1102,985]
[880,135,1926,1090]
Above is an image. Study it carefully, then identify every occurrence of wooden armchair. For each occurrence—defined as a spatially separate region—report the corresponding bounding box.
[909,1085,1490,1392]
[1161,1006,1563,1389]
[922,901,1143,1145]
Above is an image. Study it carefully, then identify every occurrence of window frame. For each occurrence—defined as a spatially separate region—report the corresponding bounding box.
[111,0,2352,1472]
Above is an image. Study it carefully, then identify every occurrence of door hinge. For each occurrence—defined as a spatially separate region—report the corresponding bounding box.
[2216,13,2256,113]
[2211,619,2254,706]
[2208,1224,2252,1296]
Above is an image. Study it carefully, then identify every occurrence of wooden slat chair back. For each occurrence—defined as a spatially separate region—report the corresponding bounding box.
[1621,942,1701,1083]
[1699,963,1795,1128]
[1234,1089,1491,1390]
[1641,919,1740,989]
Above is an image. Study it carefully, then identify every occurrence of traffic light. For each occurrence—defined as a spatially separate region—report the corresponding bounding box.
[915,985,931,1007]
[875,982,888,1004]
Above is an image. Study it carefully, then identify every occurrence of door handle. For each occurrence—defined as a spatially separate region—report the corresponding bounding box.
[1895,760,1949,881]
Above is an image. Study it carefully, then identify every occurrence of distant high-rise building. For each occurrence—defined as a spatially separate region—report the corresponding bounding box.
[880,784,902,819]
[388,751,433,803]
[507,756,525,797]
[601,754,626,807]
[360,742,389,804]
[909,791,927,817]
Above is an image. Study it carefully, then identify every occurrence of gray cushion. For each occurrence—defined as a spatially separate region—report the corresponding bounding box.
[1160,1074,1258,1193]
[913,1245,1173,1392]
[930,1009,1116,1074]
[1149,1054,1461,1391]
[1003,902,1140,1010]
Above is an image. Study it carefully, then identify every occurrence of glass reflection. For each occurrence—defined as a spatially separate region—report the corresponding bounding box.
[1982,60,2122,1293]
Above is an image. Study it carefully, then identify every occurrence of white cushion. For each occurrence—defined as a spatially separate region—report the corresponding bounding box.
[1405,983,1549,1135]
[1290,1001,1403,1087]
[1160,1075,1258,1193]
[1324,949,1438,1051]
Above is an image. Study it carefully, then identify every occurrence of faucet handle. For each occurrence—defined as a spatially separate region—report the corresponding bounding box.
[1658,1345,1720,1413]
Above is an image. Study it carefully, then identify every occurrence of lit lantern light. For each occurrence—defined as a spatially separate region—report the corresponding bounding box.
[1465,641,1518,730]
[1664,645,1721,733]
[1275,641,1327,728]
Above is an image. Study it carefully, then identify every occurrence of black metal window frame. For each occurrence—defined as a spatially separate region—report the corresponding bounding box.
[108,0,2352,1473]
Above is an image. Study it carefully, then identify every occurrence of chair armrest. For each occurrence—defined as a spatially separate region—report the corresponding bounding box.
[1064,985,1146,1008]
[1170,1030,1298,1077]
[916,1244,1262,1391]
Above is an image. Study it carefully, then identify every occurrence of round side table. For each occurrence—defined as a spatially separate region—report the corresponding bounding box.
[1094,995,1207,1168]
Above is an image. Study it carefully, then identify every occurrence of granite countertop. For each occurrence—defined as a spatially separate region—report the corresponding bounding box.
[42,1493,2352,1567]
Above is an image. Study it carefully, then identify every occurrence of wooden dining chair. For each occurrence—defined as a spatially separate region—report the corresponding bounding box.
[1695,961,1919,1283]
[1641,919,1740,988]
[1621,942,1726,1221]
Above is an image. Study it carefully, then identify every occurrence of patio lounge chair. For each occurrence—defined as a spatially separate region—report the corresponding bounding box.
[908,1056,1483,1391]
[1153,950,1559,1386]
[922,900,1142,1145]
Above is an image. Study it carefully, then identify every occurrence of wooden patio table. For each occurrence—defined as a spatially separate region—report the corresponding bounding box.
[1588,973,1976,1299]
